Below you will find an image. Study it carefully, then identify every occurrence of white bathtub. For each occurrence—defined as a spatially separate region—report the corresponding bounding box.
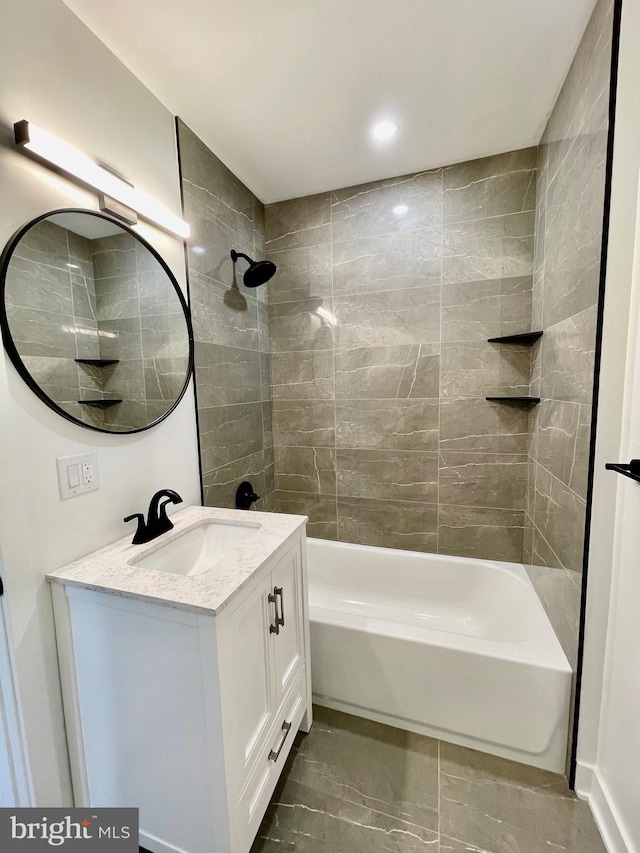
[307,538,572,773]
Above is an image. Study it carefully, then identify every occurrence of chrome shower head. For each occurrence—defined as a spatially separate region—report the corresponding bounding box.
[230,249,276,287]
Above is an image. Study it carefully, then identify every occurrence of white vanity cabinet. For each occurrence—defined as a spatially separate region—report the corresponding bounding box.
[50,524,311,853]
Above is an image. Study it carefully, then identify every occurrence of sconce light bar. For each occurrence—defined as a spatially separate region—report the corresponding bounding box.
[14,120,190,239]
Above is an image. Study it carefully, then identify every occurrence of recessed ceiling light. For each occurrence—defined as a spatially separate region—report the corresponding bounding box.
[372,120,399,141]
[393,204,409,216]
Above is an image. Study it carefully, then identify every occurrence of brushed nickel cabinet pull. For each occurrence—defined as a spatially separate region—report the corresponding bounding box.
[274,586,284,628]
[268,590,279,635]
[268,720,292,762]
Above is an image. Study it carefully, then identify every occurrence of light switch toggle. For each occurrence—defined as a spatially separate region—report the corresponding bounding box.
[67,464,81,488]
[57,452,100,500]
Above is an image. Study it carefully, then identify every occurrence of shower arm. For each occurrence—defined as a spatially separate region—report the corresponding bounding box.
[230,250,252,265]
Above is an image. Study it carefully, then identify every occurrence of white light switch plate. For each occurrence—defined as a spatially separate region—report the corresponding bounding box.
[57,452,100,500]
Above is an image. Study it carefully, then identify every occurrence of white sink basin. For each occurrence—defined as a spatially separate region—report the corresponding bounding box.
[129,520,261,576]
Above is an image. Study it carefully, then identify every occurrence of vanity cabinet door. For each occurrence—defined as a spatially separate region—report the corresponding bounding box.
[218,575,275,788]
[270,543,304,706]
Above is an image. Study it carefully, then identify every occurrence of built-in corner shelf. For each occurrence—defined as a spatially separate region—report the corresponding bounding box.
[74,358,120,367]
[78,399,123,409]
[605,462,640,484]
[486,396,541,405]
[486,331,543,406]
[487,331,543,345]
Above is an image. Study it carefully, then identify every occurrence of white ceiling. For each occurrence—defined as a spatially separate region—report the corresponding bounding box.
[62,0,597,203]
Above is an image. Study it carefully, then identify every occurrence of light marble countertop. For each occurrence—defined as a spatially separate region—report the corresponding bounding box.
[46,506,307,616]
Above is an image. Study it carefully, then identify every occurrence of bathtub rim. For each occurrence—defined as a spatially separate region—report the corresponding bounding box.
[306,536,572,673]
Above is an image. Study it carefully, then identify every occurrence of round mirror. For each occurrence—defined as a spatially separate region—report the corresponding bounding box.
[0,209,193,433]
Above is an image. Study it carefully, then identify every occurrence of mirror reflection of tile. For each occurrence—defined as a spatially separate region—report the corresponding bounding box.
[4,218,190,431]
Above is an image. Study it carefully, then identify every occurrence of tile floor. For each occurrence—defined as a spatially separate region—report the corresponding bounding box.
[250,705,606,853]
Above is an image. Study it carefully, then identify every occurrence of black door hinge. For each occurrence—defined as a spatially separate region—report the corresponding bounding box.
[0,577,4,596]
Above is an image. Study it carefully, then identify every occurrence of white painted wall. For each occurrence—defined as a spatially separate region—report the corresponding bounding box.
[0,0,201,805]
[577,1,640,851]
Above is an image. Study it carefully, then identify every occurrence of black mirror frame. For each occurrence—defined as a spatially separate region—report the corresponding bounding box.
[0,208,194,435]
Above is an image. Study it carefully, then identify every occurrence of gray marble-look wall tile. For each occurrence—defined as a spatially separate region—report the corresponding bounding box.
[101,400,148,431]
[140,314,190,360]
[199,402,264,473]
[275,446,336,495]
[185,202,254,294]
[268,298,334,352]
[203,451,267,510]
[270,350,334,400]
[94,274,139,321]
[439,397,530,453]
[331,170,442,242]
[439,451,528,509]
[530,522,564,570]
[540,306,596,404]
[543,131,607,329]
[336,399,439,451]
[190,270,260,350]
[523,512,534,563]
[272,400,335,447]
[438,505,525,562]
[265,193,331,252]
[97,317,142,360]
[71,274,97,323]
[252,196,265,242]
[262,401,274,451]
[442,211,535,284]
[6,304,77,359]
[545,0,613,187]
[195,343,261,407]
[143,358,189,402]
[334,285,440,350]
[337,449,438,503]
[332,228,441,296]
[21,355,80,405]
[337,496,438,552]
[571,404,592,500]
[335,344,439,399]
[138,267,184,317]
[91,233,136,279]
[76,361,107,398]
[14,219,69,268]
[264,244,332,304]
[535,399,582,489]
[275,491,337,540]
[178,119,254,223]
[5,256,73,317]
[260,351,272,402]
[440,342,531,398]
[97,359,145,401]
[526,563,581,670]
[441,276,532,343]
[443,148,536,224]
[534,463,586,574]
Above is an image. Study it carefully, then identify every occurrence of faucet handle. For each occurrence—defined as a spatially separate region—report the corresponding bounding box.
[124,513,147,545]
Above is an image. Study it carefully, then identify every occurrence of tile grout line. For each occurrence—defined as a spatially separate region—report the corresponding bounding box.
[330,194,339,538]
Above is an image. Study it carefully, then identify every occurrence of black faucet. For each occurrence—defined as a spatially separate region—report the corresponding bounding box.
[124,489,183,545]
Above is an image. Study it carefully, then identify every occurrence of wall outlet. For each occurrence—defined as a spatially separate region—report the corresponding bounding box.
[57,452,100,500]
